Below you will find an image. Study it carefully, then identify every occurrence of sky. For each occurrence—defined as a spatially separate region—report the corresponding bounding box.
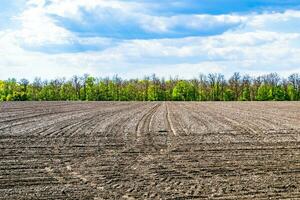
[1,0,300,80]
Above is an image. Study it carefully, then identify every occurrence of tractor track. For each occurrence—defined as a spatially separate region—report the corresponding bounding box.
[0,101,300,199]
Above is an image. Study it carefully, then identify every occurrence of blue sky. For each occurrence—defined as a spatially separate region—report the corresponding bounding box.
[1,0,300,80]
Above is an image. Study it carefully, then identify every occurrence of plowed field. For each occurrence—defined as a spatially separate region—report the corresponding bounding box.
[0,102,300,199]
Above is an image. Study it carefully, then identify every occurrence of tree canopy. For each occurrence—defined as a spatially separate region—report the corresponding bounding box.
[0,73,299,101]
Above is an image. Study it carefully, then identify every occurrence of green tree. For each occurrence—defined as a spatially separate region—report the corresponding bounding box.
[60,81,77,100]
[97,80,109,101]
[256,84,271,101]
[85,77,96,101]
[18,79,30,101]
[241,87,251,101]
[148,84,162,101]
[28,78,43,101]
[288,74,300,100]
[0,80,5,101]
[287,84,297,101]
[207,73,224,101]
[172,81,193,101]
[224,89,235,101]
[122,82,138,101]
[5,79,18,101]
[1,73,299,102]
[273,86,286,101]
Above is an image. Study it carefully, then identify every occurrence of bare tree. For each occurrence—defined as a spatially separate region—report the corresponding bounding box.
[72,75,81,100]
[263,73,281,86]
[229,72,241,101]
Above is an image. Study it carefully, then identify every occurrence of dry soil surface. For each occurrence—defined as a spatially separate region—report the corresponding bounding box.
[0,102,299,199]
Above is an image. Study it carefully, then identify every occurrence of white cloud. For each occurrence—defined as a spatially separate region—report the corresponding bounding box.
[14,6,72,45]
[27,0,47,7]
[18,0,246,37]
[1,2,300,80]
[2,28,300,80]
[245,10,300,32]
[139,14,246,34]
[45,0,148,21]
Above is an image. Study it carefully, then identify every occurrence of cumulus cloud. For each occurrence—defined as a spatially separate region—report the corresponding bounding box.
[0,1,300,80]
[139,14,245,35]
[15,6,71,45]
[19,0,246,39]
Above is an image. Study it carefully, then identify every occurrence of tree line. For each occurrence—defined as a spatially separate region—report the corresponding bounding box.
[0,73,299,101]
